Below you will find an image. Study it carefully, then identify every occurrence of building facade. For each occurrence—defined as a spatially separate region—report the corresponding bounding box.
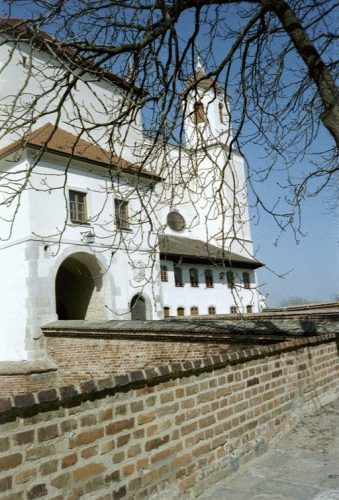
[0,20,263,361]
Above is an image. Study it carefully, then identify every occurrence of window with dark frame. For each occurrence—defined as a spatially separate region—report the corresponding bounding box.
[177,307,185,317]
[69,190,87,224]
[115,199,129,230]
[226,271,235,289]
[190,306,199,316]
[208,306,216,315]
[161,265,168,282]
[174,267,183,287]
[205,269,214,288]
[190,268,199,287]
[164,307,170,317]
[219,102,225,123]
[194,102,206,123]
[230,306,237,314]
[243,272,250,289]
[167,211,185,232]
[246,305,253,314]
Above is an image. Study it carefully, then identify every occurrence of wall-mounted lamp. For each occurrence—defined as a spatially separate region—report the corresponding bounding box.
[219,271,225,280]
[81,228,95,244]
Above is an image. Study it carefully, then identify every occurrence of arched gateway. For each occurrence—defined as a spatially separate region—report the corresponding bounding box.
[55,252,106,320]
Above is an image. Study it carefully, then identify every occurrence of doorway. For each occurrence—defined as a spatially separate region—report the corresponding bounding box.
[130,294,146,320]
[55,253,105,320]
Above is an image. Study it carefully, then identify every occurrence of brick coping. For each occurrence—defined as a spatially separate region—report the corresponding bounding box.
[0,358,58,375]
[0,332,336,416]
[42,316,339,339]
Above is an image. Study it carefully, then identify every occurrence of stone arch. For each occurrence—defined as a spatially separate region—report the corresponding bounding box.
[55,252,107,320]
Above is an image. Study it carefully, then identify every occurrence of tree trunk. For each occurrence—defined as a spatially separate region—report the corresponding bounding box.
[263,0,339,150]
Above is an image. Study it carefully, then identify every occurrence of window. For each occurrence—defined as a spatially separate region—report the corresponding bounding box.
[69,190,87,223]
[115,199,129,230]
[219,102,225,123]
[174,267,183,287]
[177,307,185,317]
[194,102,206,124]
[167,211,185,232]
[205,270,214,288]
[226,271,235,289]
[190,306,199,316]
[161,265,168,282]
[190,268,199,287]
[164,307,170,317]
[208,306,216,315]
[230,306,237,314]
[246,305,253,314]
[243,272,250,289]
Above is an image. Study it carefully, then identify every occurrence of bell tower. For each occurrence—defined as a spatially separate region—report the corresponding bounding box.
[182,57,232,149]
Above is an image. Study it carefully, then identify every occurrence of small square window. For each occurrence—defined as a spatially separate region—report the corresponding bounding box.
[208,306,216,315]
[69,190,87,223]
[177,307,185,317]
[230,306,237,314]
[115,199,129,230]
[190,306,199,316]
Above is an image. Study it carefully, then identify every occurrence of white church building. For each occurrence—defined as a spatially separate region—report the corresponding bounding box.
[0,19,264,361]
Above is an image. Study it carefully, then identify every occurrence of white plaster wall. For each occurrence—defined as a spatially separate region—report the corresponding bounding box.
[0,41,143,162]
[0,243,28,360]
[0,155,32,242]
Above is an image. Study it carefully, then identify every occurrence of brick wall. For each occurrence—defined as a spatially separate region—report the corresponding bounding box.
[46,336,238,386]
[0,333,338,500]
[41,316,339,387]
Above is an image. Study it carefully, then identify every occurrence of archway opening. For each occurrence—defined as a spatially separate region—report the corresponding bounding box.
[55,253,105,320]
[130,294,146,321]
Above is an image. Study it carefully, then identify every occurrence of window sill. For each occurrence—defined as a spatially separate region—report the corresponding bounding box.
[69,221,91,226]
[116,227,133,232]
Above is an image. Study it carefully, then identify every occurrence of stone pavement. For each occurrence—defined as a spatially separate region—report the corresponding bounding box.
[201,399,339,500]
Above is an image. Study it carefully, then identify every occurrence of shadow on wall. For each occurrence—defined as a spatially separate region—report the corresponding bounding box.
[55,253,105,320]
[166,318,321,343]
[56,258,94,319]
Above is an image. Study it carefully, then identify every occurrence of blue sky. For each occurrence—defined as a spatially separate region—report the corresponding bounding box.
[250,176,339,307]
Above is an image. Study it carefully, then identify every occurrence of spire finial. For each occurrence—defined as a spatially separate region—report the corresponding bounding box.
[126,57,133,81]
[196,53,203,73]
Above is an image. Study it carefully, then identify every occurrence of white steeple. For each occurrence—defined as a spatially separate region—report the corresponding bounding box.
[182,59,231,149]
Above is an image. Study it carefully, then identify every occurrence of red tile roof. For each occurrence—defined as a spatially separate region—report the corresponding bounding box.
[183,68,220,93]
[0,123,160,179]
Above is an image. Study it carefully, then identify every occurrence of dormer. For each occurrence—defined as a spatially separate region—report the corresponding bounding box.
[182,57,232,149]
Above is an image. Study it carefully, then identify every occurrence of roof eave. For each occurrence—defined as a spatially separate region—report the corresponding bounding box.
[0,141,162,182]
[160,252,264,269]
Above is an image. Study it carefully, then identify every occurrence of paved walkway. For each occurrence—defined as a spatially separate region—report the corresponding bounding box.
[201,399,339,500]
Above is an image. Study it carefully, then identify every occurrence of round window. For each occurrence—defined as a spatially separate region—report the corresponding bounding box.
[167,211,185,232]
